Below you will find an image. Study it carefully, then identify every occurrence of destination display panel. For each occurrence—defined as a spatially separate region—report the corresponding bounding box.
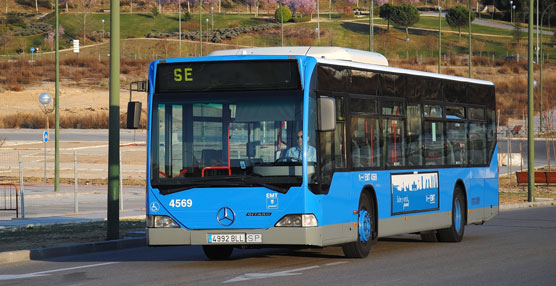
[155,60,301,93]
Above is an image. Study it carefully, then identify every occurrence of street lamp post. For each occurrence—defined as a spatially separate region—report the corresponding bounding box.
[510,1,513,23]
[39,92,53,185]
[211,6,214,31]
[512,5,516,23]
[101,19,105,43]
[206,18,209,44]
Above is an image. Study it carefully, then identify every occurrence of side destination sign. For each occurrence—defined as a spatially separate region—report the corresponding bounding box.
[155,60,301,93]
[391,172,439,215]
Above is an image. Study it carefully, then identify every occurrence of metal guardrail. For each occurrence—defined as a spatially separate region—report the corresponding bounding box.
[0,184,18,219]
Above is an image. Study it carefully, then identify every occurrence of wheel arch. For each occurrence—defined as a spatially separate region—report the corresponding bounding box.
[361,184,378,236]
[454,179,468,224]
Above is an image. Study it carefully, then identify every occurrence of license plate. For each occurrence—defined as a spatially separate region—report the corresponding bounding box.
[208,234,245,244]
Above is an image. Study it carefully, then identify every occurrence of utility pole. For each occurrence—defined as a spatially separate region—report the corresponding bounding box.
[55,0,60,192]
[199,0,202,56]
[369,0,374,52]
[438,1,441,73]
[107,0,121,240]
[468,0,472,78]
[527,0,535,202]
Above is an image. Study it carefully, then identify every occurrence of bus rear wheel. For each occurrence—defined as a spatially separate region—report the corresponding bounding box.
[437,187,466,242]
[342,192,377,258]
[202,245,234,260]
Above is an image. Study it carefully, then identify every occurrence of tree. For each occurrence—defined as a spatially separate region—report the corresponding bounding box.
[446,6,475,40]
[275,6,292,22]
[379,3,394,31]
[77,0,98,46]
[391,3,420,40]
[152,4,160,17]
[512,11,522,47]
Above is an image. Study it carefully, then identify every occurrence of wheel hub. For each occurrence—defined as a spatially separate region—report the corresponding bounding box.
[359,209,372,243]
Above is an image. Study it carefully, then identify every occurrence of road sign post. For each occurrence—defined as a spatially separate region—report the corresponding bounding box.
[43,130,48,184]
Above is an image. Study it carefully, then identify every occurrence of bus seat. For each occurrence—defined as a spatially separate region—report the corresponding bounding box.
[202,149,223,165]
[351,140,360,168]
[275,149,286,161]
[359,141,371,167]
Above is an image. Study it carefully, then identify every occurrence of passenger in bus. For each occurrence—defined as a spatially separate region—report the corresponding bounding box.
[285,131,316,162]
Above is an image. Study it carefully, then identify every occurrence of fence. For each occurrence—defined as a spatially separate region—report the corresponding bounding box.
[0,146,146,220]
[0,184,18,219]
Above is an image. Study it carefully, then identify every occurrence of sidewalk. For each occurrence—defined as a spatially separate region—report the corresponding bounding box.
[0,184,146,229]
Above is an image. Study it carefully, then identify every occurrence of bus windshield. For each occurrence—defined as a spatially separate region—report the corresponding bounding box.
[151,91,308,194]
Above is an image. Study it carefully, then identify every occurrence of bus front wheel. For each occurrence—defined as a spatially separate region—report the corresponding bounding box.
[342,192,377,258]
[202,245,234,260]
[437,187,466,242]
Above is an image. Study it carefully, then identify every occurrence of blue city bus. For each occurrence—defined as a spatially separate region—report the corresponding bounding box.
[144,47,498,259]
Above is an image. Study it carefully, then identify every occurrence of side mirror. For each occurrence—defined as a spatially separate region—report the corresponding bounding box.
[317,97,336,132]
[126,101,142,129]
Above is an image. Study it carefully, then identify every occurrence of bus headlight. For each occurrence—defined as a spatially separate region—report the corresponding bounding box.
[275,214,318,227]
[147,215,179,228]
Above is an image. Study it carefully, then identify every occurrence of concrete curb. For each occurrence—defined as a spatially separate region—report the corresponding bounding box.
[0,237,146,265]
[499,200,556,210]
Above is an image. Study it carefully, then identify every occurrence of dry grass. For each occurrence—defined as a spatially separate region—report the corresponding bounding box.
[0,111,148,129]
[0,58,150,91]
[0,220,145,252]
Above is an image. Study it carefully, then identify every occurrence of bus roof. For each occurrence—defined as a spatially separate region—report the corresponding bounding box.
[208,46,389,67]
[207,46,493,87]
[316,57,494,86]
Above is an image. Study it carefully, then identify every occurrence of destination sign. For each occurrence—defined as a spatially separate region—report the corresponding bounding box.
[155,60,301,93]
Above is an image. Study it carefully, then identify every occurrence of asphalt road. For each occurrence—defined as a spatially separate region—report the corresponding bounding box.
[498,138,555,174]
[1,206,555,286]
[0,129,146,143]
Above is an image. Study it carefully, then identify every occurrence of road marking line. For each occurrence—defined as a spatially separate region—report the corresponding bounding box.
[324,261,348,267]
[224,265,320,283]
[0,262,118,281]
[223,260,349,284]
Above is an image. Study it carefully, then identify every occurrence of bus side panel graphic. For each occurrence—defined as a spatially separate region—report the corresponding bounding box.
[391,172,440,215]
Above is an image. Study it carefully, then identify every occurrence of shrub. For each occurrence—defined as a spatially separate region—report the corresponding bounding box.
[292,16,311,23]
[15,0,50,9]
[152,5,159,18]
[183,11,192,22]
[275,7,292,23]
[6,13,26,29]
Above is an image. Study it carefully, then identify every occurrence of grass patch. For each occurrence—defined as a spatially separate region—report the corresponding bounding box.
[0,220,145,253]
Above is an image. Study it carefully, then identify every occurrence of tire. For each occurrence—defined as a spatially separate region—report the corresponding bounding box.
[342,192,377,258]
[202,245,234,260]
[420,231,438,242]
[437,187,466,242]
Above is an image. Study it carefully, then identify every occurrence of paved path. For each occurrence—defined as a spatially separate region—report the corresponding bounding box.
[0,184,145,228]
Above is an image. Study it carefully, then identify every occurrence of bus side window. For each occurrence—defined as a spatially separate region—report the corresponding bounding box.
[424,121,445,166]
[406,104,422,166]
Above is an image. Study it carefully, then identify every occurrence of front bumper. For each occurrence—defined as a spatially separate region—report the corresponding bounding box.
[147,223,356,247]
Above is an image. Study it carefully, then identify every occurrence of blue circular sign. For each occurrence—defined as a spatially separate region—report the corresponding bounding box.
[30,47,35,53]
[42,130,49,143]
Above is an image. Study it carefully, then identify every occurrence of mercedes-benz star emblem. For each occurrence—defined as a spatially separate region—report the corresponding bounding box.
[216,207,235,226]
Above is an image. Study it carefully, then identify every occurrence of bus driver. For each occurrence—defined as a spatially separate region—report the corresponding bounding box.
[285,131,316,163]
